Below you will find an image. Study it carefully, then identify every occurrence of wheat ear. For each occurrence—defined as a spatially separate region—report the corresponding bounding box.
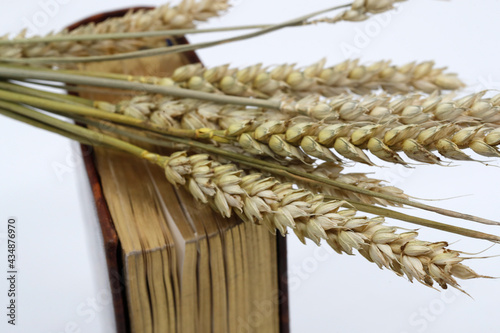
[331,0,406,22]
[154,151,489,292]
[0,0,230,59]
[178,89,500,127]
[225,121,500,165]
[111,93,500,165]
[117,59,463,98]
[61,90,500,165]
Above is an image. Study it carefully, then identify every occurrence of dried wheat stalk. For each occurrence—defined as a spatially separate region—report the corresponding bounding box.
[315,90,500,124]
[0,1,413,63]
[224,120,500,166]
[98,89,500,127]
[107,92,500,166]
[126,59,463,97]
[146,150,488,292]
[0,0,496,300]
[0,0,229,59]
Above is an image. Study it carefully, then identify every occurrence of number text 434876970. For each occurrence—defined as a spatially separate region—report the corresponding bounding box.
[6,217,17,326]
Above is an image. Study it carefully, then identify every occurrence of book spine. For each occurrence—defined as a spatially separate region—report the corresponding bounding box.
[81,143,129,333]
[277,234,289,333]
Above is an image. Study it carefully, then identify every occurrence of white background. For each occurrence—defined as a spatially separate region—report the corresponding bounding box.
[1,0,500,332]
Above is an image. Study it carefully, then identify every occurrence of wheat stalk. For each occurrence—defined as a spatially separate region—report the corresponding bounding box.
[0,3,355,64]
[227,121,500,165]
[322,90,500,124]
[95,59,463,97]
[140,88,500,128]
[0,65,467,119]
[0,80,412,207]
[149,151,492,292]
[0,0,230,59]
[107,92,500,165]
[0,1,405,49]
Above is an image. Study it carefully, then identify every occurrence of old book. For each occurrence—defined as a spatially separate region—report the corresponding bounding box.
[72,8,289,333]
